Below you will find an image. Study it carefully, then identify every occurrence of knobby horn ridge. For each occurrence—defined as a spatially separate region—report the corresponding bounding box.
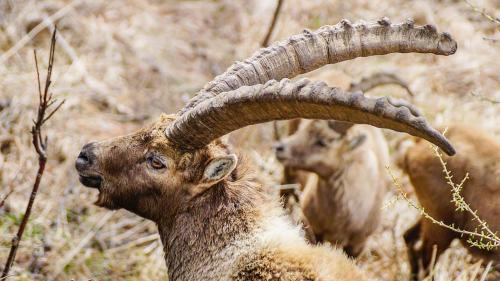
[180,18,456,115]
[166,79,455,156]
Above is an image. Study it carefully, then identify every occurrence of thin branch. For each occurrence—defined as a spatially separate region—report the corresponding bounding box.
[1,28,64,279]
[0,0,79,64]
[462,0,500,25]
[386,142,500,250]
[470,91,500,104]
[261,0,284,47]
[42,99,65,124]
[33,50,42,102]
[348,72,414,96]
[433,145,500,248]
[0,170,22,210]
[483,37,500,43]
[262,0,285,141]
[421,245,438,281]
[479,261,493,281]
[0,190,14,210]
[387,166,499,247]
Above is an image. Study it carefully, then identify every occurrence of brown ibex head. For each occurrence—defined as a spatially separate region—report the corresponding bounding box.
[75,19,457,222]
[274,120,362,177]
[75,114,242,221]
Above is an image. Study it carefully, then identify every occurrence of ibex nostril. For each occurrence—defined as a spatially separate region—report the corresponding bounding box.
[75,151,91,170]
[75,142,97,171]
[273,143,285,153]
[77,151,90,164]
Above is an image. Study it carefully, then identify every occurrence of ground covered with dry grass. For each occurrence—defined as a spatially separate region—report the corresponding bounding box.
[0,0,498,280]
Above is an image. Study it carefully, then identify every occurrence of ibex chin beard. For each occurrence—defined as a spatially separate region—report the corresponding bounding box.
[77,174,102,189]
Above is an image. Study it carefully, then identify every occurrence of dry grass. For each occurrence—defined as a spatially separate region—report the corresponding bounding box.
[0,0,498,280]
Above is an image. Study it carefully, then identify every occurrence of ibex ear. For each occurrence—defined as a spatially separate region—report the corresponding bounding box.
[189,154,238,196]
[202,154,238,185]
[327,121,354,135]
[346,134,367,151]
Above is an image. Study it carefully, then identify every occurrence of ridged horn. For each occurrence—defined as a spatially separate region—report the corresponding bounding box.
[349,72,413,96]
[166,79,455,155]
[180,18,456,115]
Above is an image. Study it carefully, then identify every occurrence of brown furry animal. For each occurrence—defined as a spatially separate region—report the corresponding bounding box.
[75,19,457,280]
[275,120,390,257]
[399,124,500,280]
[274,73,414,249]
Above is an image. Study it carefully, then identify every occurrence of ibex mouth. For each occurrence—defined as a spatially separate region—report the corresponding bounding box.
[275,154,289,163]
[79,174,102,189]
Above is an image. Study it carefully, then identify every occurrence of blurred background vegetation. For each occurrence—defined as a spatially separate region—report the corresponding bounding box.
[0,0,498,280]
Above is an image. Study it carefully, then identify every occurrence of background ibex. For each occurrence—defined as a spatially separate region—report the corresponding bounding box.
[75,19,456,280]
[398,124,500,280]
[274,119,391,257]
[273,73,414,256]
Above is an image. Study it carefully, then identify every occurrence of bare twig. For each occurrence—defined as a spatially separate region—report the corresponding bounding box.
[483,37,500,43]
[470,91,500,104]
[0,0,80,64]
[462,0,500,25]
[479,261,493,281]
[0,190,14,210]
[41,18,132,117]
[261,0,284,47]
[1,28,64,279]
[386,142,500,250]
[349,72,414,96]
[391,214,402,281]
[0,170,22,210]
[422,245,438,281]
[262,0,285,141]
[108,233,159,254]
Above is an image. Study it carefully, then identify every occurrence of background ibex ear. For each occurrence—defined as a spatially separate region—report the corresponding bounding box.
[327,121,354,135]
[345,134,367,151]
[193,154,238,193]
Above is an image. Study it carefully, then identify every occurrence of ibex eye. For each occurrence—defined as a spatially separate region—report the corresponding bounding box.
[147,156,166,169]
[314,139,327,147]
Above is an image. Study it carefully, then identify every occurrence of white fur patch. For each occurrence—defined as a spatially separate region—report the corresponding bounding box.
[254,207,306,248]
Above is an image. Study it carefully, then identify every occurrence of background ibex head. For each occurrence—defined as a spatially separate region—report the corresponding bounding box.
[75,19,457,222]
[274,120,361,177]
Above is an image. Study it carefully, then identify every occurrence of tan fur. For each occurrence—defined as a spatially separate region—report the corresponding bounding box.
[399,124,500,280]
[275,120,389,257]
[76,115,368,281]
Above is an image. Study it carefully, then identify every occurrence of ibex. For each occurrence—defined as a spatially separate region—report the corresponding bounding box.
[398,124,500,281]
[75,19,456,281]
[273,73,414,256]
[274,118,393,257]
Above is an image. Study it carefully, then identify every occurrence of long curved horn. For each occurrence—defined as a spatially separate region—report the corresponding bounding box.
[276,72,414,140]
[180,18,456,115]
[349,72,413,96]
[166,79,455,155]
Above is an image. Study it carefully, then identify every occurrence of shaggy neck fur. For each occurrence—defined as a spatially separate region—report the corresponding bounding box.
[157,168,298,281]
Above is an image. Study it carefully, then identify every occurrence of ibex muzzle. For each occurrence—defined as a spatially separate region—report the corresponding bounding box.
[75,142,101,188]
